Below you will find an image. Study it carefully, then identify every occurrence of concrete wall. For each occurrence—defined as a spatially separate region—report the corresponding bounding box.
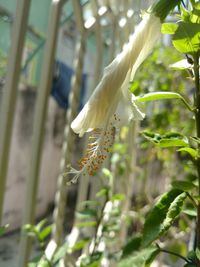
[1,24,96,231]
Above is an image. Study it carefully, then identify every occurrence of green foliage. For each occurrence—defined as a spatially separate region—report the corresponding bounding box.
[151,0,182,22]
[173,22,200,54]
[171,180,196,191]
[0,224,9,236]
[142,189,186,247]
[142,131,189,148]
[161,4,200,55]
[23,219,52,249]
[118,246,159,267]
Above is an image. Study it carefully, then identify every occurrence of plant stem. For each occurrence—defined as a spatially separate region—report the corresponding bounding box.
[186,192,198,208]
[159,247,191,263]
[194,52,200,267]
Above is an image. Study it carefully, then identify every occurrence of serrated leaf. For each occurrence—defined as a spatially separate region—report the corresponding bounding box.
[118,246,159,267]
[161,23,178,34]
[142,189,186,247]
[172,180,196,191]
[172,22,200,54]
[178,147,198,159]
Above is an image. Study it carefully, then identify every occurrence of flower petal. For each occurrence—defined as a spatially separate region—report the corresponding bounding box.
[71,14,161,136]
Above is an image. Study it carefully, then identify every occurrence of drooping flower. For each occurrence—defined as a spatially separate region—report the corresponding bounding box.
[71,13,161,137]
[68,0,182,183]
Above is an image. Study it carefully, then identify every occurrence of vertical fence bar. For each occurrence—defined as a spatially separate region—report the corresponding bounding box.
[0,0,31,223]
[52,35,86,247]
[51,0,86,247]
[17,1,63,266]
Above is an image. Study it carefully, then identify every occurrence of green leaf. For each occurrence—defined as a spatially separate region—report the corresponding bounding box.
[142,189,186,247]
[137,92,183,102]
[161,23,178,34]
[38,225,52,241]
[172,22,200,54]
[53,243,69,264]
[183,208,197,217]
[151,0,182,22]
[76,209,97,219]
[76,221,97,228]
[143,131,189,148]
[118,246,159,267]
[190,136,200,145]
[36,219,48,232]
[72,239,90,251]
[137,92,193,111]
[170,59,192,70]
[0,224,9,236]
[122,235,142,258]
[172,180,196,191]
[196,248,200,260]
[111,194,125,201]
[80,252,102,267]
[178,147,198,159]
[96,188,108,198]
[37,258,50,267]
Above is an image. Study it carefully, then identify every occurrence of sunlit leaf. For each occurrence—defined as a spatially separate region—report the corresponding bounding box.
[178,147,198,159]
[172,22,200,54]
[142,189,186,247]
[111,194,125,201]
[161,23,178,34]
[143,131,189,148]
[137,92,183,102]
[38,225,52,241]
[170,59,193,70]
[36,219,48,232]
[183,208,197,217]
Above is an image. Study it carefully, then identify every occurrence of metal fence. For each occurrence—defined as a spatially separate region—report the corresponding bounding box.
[0,0,143,266]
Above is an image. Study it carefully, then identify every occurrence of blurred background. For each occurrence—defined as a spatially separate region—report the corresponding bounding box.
[0,0,195,266]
